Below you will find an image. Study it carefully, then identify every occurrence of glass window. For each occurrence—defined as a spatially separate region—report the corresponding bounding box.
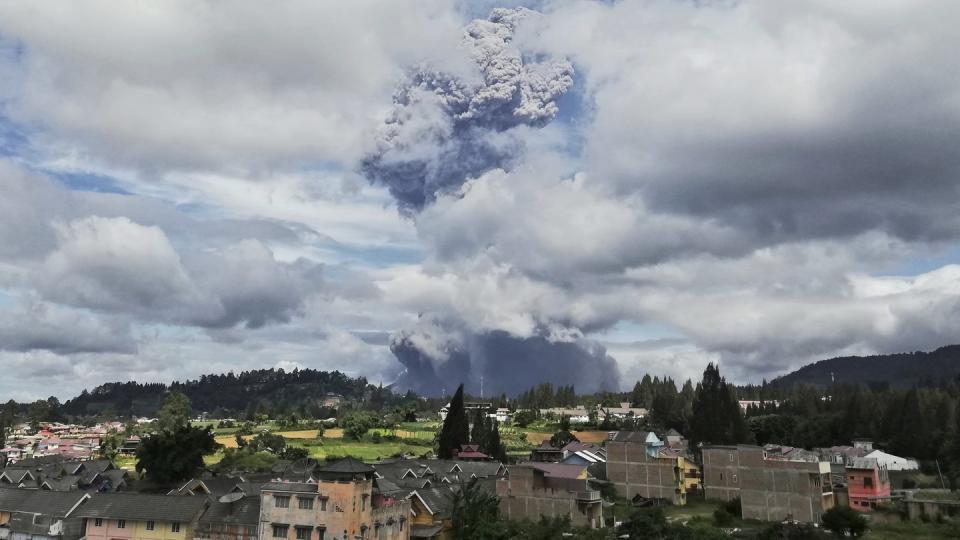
[146,521,155,531]
[296,528,311,540]
[864,477,873,489]
[298,497,313,510]
[117,520,126,529]
[275,496,290,508]
[94,519,103,527]
[320,499,327,512]
[172,523,181,533]
[272,525,289,538]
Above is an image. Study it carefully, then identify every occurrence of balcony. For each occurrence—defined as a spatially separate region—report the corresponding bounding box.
[576,491,601,502]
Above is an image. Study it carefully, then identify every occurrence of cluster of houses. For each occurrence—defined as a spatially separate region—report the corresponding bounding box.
[0,408,933,539]
[2,423,145,464]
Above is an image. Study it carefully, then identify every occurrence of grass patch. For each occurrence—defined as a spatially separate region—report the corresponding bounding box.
[290,438,432,462]
[865,520,960,539]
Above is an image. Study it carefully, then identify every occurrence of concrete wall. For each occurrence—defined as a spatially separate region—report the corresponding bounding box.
[606,442,684,504]
[496,469,602,529]
[703,446,835,523]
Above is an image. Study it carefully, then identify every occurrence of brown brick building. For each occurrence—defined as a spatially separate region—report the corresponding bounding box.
[605,432,686,505]
[702,445,835,523]
[495,464,603,529]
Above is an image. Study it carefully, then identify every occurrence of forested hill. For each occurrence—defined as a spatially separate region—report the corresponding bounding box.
[62,368,374,417]
[769,345,960,390]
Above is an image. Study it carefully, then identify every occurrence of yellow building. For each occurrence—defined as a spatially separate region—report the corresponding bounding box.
[74,493,209,540]
[679,456,701,494]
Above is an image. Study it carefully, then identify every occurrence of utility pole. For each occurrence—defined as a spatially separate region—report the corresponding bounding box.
[480,376,484,400]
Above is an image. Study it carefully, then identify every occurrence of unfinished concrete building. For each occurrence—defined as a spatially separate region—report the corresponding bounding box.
[702,445,834,523]
[605,431,686,505]
[496,464,603,529]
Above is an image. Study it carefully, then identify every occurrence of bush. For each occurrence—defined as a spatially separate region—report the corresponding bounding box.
[713,508,735,527]
[822,506,868,537]
[370,432,383,443]
[723,496,742,517]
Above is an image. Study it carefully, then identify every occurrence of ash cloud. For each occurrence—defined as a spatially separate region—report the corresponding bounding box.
[390,321,620,397]
[361,7,573,213]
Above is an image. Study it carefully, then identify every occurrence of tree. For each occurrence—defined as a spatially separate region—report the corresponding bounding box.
[136,425,219,484]
[157,392,193,432]
[549,416,579,448]
[487,419,507,463]
[99,430,124,461]
[690,364,752,448]
[470,409,488,451]
[437,384,470,459]
[450,477,507,540]
[821,506,867,537]
[341,411,378,440]
[513,409,537,428]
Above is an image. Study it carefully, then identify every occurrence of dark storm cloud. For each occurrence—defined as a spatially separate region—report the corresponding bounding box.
[361,7,573,212]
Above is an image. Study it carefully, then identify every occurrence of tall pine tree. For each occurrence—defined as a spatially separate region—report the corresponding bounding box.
[690,363,751,449]
[437,384,470,459]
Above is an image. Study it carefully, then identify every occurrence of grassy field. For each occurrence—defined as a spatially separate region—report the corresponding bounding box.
[291,438,432,461]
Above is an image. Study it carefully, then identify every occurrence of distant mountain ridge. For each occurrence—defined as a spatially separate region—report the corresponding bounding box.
[769,344,960,390]
[62,368,375,417]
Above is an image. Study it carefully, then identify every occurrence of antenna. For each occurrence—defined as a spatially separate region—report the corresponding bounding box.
[480,376,484,399]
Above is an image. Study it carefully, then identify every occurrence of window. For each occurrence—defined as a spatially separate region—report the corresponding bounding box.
[272,525,289,538]
[117,520,126,529]
[732,474,738,484]
[295,527,311,540]
[171,523,181,533]
[298,497,313,510]
[864,477,873,489]
[320,499,327,512]
[246,527,257,536]
[318,529,324,540]
[361,496,366,511]
[275,496,291,508]
[94,519,103,527]
[146,521,155,531]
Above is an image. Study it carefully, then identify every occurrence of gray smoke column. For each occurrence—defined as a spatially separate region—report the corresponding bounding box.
[390,319,621,397]
[361,7,574,213]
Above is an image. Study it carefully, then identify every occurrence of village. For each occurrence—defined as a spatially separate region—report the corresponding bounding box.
[0,386,952,540]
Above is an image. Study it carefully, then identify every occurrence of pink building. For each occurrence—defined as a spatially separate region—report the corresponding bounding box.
[846,457,890,512]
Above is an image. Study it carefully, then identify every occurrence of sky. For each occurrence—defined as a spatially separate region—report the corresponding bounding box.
[1,0,959,401]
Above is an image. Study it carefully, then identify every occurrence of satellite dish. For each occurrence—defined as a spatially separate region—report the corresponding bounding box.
[219,491,244,504]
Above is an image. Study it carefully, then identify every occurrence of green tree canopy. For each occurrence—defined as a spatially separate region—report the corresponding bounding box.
[135,425,219,484]
[157,392,193,432]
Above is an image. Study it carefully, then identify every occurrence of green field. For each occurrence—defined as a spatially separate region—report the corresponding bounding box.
[291,438,432,461]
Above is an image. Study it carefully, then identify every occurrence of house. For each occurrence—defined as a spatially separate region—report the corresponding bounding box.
[864,449,919,471]
[450,445,488,462]
[320,394,342,409]
[488,409,510,423]
[605,431,687,505]
[0,488,90,540]
[702,445,835,523]
[737,400,780,412]
[195,495,260,540]
[559,443,607,467]
[405,486,456,539]
[597,403,647,420]
[0,457,127,492]
[845,457,891,512]
[537,407,591,424]
[437,403,491,422]
[258,458,409,540]
[496,463,603,529]
[73,493,209,540]
[120,437,142,456]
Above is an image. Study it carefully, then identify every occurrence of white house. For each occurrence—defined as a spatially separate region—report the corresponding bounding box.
[864,449,919,471]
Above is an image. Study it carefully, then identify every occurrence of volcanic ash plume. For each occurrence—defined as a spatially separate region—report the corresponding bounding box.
[390,321,620,397]
[361,7,574,213]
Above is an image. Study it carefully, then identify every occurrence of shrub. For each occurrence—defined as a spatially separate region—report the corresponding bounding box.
[822,506,868,537]
[713,508,734,526]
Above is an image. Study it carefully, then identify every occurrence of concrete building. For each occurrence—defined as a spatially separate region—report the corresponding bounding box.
[75,493,208,540]
[845,458,890,512]
[702,445,835,523]
[605,432,686,505]
[496,464,603,529]
[259,458,409,540]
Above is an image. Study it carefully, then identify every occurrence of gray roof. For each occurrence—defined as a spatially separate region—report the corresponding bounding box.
[410,523,444,538]
[321,457,374,474]
[610,431,656,443]
[72,493,208,522]
[262,482,319,494]
[199,496,260,526]
[847,457,881,470]
[0,488,31,511]
[407,487,455,517]
[0,489,88,515]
